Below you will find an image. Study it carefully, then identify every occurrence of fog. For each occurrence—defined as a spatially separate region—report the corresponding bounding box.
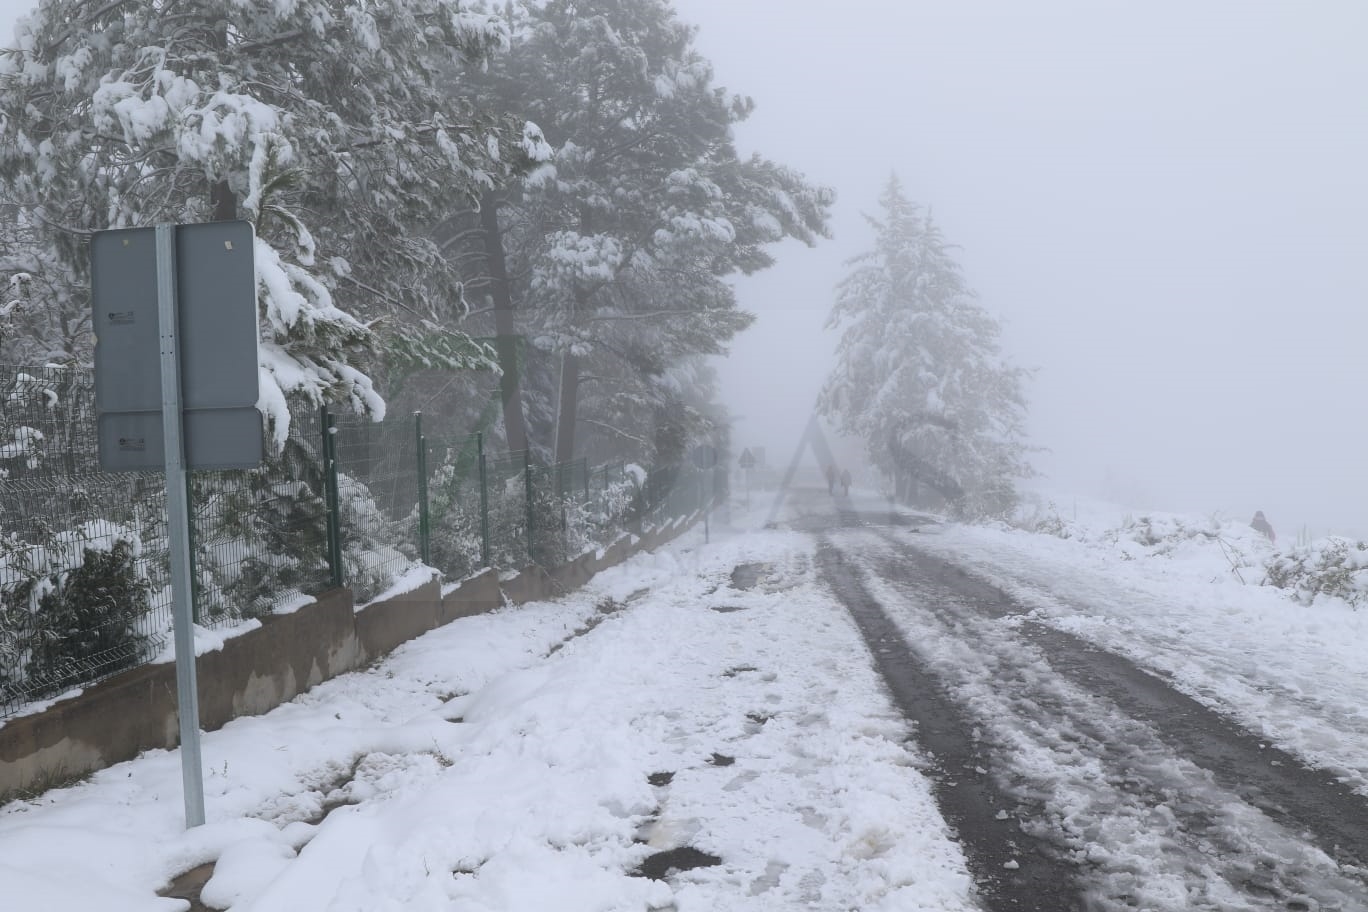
[679,0,1368,538]
[1,1,1364,537]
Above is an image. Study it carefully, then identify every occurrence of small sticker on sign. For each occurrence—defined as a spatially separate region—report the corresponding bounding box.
[118,437,146,451]
[224,241,233,250]
[108,311,135,325]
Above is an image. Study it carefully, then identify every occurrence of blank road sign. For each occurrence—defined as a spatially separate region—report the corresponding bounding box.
[92,221,263,471]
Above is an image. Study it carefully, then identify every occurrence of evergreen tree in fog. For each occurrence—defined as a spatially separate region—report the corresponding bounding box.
[821,175,1032,518]
[452,0,832,465]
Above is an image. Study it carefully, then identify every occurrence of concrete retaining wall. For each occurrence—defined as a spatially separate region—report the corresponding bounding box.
[0,513,703,800]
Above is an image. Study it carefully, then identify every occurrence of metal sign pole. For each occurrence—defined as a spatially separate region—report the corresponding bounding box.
[156,224,205,828]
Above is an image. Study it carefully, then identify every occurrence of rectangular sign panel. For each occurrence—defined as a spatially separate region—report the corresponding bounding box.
[91,226,160,416]
[177,221,260,411]
[98,408,265,472]
[91,221,263,471]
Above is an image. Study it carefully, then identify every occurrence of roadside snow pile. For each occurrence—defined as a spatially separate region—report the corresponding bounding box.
[1008,495,1368,610]
[1110,512,1272,573]
[1089,512,1368,609]
[1009,500,1271,580]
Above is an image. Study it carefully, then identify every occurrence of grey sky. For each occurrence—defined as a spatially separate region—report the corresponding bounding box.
[678,0,1368,536]
[2,1,1365,535]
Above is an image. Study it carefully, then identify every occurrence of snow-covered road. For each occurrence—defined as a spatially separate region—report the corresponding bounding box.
[906,515,1368,802]
[5,487,1368,910]
[1,512,977,912]
[822,520,1368,910]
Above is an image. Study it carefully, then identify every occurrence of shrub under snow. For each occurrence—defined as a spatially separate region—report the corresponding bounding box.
[1264,538,1368,608]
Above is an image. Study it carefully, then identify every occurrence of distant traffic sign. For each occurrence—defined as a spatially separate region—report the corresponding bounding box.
[691,444,718,469]
[739,448,756,469]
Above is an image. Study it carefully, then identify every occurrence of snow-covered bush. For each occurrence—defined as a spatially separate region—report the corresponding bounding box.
[1265,537,1368,608]
[1119,514,1221,552]
[414,446,485,580]
[0,370,55,479]
[1011,496,1074,539]
[0,522,151,700]
[428,495,486,581]
[588,466,643,540]
[191,432,330,620]
[337,472,412,602]
[1102,513,1268,578]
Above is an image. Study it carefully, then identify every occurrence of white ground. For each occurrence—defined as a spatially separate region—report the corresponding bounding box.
[3,489,1365,911]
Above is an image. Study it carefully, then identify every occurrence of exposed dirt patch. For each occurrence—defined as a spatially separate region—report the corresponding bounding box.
[707,752,735,767]
[729,562,770,591]
[647,771,675,787]
[159,862,216,911]
[634,846,723,880]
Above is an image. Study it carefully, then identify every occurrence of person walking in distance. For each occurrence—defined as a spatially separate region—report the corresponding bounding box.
[1250,510,1275,544]
[825,464,836,495]
[839,467,851,497]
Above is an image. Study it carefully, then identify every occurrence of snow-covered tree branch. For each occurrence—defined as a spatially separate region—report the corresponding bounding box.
[0,0,546,445]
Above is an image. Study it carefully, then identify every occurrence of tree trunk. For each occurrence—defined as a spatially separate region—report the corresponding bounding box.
[551,211,595,466]
[209,18,236,224]
[480,192,529,454]
[210,179,236,221]
[553,351,579,464]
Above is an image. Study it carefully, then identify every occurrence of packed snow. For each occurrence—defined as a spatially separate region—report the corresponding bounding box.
[0,507,976,912]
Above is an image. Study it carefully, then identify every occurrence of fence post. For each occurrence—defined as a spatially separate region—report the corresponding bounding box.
[599,464,607,525]
[558,462,569,561]
[477,433,489,568]
[524,454,535,565]
[186,473,201,623]
[629,464,642,529]
[321,405,344,589]
[415,411,430,566]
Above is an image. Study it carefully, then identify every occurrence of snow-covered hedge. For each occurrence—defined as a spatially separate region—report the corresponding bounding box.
[0,521,152,701]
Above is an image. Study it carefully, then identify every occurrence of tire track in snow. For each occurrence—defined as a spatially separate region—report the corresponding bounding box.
[904,524,1368,797]
[862,527,1368,864]
[814,538,1088,912]
[844,528,1368,911]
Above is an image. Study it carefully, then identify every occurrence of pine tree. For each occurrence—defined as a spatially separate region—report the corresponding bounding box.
[821,175,1032,518]
[455,0,832,464]
[0,0,545,443]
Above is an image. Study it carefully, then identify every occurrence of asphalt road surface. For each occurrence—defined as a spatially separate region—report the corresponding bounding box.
[784,488,1368,912]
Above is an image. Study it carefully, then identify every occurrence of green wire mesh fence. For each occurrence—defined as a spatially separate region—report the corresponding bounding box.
[186,406,334,622]
[327,409,423,603]
[0,372,715,719]
[0,368,342,715]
